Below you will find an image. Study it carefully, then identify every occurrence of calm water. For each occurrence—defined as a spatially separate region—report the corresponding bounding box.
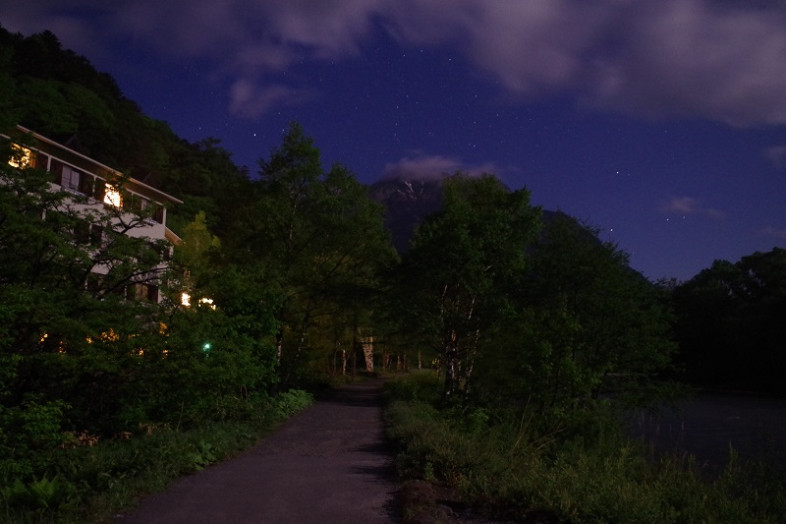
[628,393,786,473]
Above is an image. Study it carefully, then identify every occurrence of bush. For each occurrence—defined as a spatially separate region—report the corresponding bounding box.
[273,389,315,418]
[382,370,442,404]
[0,389,314,523]
[384,373,786,523]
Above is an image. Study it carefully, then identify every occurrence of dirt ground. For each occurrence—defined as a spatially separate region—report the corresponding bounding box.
[116,378,399,524]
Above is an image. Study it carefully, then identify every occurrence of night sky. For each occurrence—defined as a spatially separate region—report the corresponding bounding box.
[3,1,786,282]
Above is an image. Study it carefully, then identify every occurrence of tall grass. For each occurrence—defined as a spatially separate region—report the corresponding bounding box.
[385,372,786,523]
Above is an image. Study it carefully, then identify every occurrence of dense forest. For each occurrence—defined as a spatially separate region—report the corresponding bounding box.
[2,28,785,521]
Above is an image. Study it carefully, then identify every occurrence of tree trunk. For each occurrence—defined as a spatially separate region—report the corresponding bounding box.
[275,331,283,365]
[461,328,480,397]
[282,308,311,387]
[361,335,374,373]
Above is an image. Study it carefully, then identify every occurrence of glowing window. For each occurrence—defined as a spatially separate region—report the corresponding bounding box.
[104,184,122,208]
[199,297,216,310]
[181,292,191,307]
[8,144,32,168]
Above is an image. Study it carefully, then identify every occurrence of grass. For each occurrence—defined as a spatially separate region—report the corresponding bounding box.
[384,371,786,523]
[0,390,314,524]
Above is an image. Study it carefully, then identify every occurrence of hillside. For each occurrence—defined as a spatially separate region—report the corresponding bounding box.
[0,26,249,236]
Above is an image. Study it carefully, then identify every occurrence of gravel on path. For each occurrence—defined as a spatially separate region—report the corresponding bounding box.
[117,378,398,524]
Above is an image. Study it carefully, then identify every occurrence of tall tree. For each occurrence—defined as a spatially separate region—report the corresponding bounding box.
[391,174,540,399]
[475,214,677,416]
[225,123,395,386]
[673,248,786,394]
[162,210,279,413]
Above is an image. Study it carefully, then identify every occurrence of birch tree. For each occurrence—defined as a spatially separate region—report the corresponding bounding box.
[392,174,540,400]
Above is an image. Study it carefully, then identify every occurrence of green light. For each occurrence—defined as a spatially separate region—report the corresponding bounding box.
[202,342,211,352]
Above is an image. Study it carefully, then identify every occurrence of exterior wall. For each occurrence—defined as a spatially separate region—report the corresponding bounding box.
[5,126,182,302]
[17,136,175,237]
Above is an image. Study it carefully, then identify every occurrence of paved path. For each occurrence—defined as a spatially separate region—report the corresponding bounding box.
[118,379,398,523]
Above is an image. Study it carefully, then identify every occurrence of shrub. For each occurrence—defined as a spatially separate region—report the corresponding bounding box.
[382,371,441,404]
[273,389,315,418]
[384,373,786,523]
[0,388,314,523]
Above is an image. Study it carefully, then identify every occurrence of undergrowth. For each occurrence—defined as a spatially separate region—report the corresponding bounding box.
[0,389,314,524]
[385,372,786,523]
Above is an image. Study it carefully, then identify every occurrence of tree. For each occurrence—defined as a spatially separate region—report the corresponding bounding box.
[0,44,17,132]
[0,135,279,445]
[174,210,221,283]
[224,123,395,387]
[161,210,279,417]
[390,173,541,399]
[475,214,676,417]
[0,139,170,437]
[673,248,786,394]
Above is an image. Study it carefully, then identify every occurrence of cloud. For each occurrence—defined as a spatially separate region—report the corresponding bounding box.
[383,0,786,125]
[662,196,724,219]
[664,196,702,215]
[766,146,786,169]
[4,0,786,125]
[386,1,609,94]
[383,153,497,180]
[758,226,786,240]
[228,81,314,119]
[591,1,786,126]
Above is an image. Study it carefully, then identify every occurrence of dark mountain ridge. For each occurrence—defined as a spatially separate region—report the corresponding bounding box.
[369,177,445,253]
[369,175,582,255]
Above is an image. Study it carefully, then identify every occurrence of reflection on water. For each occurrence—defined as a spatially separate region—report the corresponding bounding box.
[628,393,786,473]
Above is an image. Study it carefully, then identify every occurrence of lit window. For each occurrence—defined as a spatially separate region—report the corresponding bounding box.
[199,297,216,310]
[8,144,32,168]
[181,293,215,309]
[104,184,122,208]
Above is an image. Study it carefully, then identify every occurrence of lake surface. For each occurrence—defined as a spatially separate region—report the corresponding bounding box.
[628,393,786,474]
